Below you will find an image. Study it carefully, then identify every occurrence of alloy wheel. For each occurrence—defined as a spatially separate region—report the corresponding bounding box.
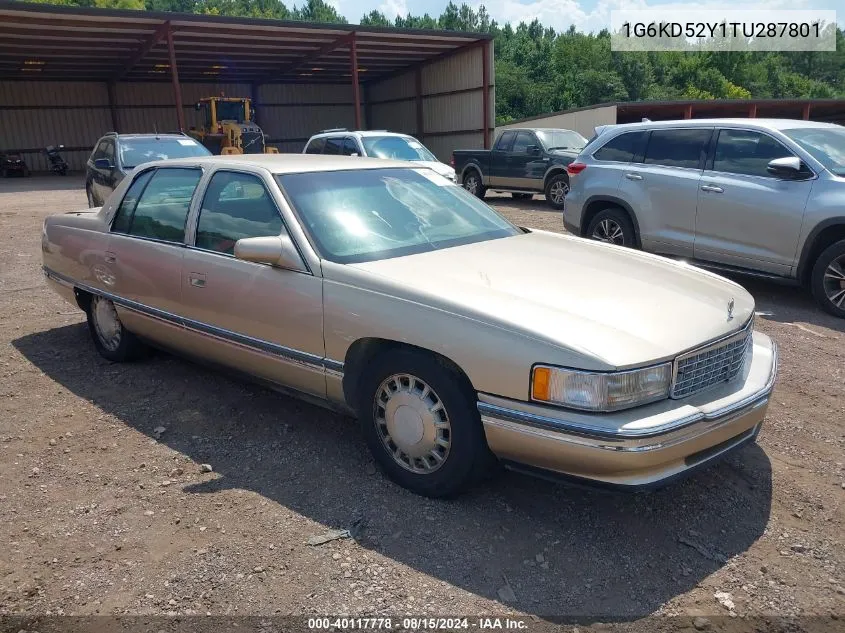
[464,174,478,195]
[823,255,845,309]
[549,180,569,205]
[592,218,625,245]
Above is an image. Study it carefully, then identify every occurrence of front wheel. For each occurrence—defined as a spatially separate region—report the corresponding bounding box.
[544,174,569,209]
[810,239,845,318]
[585,208,637,247]
[357,349,492,498]
[462,170,486,199]
[86,295,147,362]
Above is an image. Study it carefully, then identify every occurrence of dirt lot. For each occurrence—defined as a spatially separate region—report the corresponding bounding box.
[1,176,843,629]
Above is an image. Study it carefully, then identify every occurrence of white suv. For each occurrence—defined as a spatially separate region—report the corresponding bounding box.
[303,129,456,182]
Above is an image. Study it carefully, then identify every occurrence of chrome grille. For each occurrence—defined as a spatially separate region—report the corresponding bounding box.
[670,320,753,399]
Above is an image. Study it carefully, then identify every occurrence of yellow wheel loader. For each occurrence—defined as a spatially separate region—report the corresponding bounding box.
[188,96,278,155]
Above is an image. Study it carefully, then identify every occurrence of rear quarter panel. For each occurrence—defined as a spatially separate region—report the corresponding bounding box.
[42,211,112,297]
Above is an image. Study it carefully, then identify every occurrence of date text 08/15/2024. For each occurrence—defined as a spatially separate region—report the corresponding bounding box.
[307,617,529,630]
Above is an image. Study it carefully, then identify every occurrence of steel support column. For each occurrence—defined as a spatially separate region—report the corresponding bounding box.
[749,104,758,118]
[166,25,185,132]
[415,67,424,137]
[106,81,119,133]
[350,32,362,130]
[683,104,693,119]
[802,103,811,120]
[481,40,490,148]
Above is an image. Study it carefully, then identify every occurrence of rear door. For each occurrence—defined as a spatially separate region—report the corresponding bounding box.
[180,169,326,398]
[106,166,203,347]
[489,130,515,186]
[694,128,813,275]
[617,127,713,258]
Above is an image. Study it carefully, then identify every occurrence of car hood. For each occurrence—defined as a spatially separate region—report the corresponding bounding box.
[416,160,456,180]
[349,231,754,369]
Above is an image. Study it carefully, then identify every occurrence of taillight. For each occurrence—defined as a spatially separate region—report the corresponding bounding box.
[566,162,587,175]
[450,153,455,168]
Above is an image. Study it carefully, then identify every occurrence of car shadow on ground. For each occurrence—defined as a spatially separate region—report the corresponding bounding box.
[14,324,773,620]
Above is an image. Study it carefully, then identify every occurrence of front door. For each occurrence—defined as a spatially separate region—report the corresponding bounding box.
[507,130,545,190]
[618,127,713,258]
[489,130,515,187]
[180,169,326,398]
[694,128,813,276]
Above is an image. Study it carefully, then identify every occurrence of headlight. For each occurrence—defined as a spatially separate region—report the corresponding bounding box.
[531,363,672,412]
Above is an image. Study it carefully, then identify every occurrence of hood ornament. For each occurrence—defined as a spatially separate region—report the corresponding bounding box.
[727,298,735,321]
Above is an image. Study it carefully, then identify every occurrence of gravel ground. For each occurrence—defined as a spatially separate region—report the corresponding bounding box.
[1,177,843,629]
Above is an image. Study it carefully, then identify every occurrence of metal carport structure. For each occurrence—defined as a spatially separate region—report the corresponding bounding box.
[0,1,494,170]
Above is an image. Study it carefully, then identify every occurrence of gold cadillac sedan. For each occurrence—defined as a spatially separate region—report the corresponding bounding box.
[42,154,778,497]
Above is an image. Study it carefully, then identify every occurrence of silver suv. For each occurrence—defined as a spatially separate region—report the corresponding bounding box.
[564,119,845,318]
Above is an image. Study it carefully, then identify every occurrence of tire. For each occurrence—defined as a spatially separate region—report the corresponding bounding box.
[462,170,486,199]
[86,185,96,208]
[356,348,493,498]
[810,239,845,318]
[544,173,569,209]
[512,193,533,200]
[585,207,637,248]
[86,295,147,362]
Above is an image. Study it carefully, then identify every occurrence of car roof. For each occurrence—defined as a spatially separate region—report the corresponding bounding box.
[102,133,196,141]
[138,153,420,174]
[310,130,412,139]
[599,118,842,133]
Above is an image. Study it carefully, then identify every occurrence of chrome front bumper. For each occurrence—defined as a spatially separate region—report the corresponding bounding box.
[479,332,778,489]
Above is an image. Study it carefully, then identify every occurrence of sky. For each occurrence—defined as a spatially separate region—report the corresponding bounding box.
[327,0,843,33]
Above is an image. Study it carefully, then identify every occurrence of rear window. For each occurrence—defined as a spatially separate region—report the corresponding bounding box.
[643,129,711,170]
[118,137,210,169]
[593,131,646,163]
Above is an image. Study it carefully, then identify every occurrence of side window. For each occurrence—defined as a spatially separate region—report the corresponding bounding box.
[195,171,284,255]
[103,141,115,163]
[593,131,646,163]
[643,129,711,169]
[91,140,107,161]
[111,170,154,233]
[511,132,535,154]
[342,138,359,156]
[324,137,343,155]
[305,138,325,154]
[127,168,202,243]
[713,129,794,177]
[495,131,516,151]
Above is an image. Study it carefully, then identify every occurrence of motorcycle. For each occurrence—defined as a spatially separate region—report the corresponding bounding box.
[45,145,69,176]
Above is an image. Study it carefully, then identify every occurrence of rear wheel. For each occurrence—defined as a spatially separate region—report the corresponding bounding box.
[86,295,147,362]
[357,349,492,498]
[810,240,845,318]
[462,170,486,199]
[544,174,569,209]
[586,208,637,247]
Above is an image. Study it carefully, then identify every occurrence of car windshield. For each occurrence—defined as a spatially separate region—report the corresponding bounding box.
[277,168,521,264]
[782,127,845,176]
[119,138,211,169]
[361,136,437,162]
[536,129,588,151]
[216,101,246,121]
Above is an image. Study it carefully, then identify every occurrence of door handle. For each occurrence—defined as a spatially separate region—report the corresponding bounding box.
[189,273,206,288]
[104,251,116,264]
[624,173,643,181]
[700,184,724,193]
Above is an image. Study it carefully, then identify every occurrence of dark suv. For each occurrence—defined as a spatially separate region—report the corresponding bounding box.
[85,133,211,207]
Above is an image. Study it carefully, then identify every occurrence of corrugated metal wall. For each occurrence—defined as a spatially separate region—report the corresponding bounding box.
[496,105,618,140]
[366,44,494,162]
[0,80,359,170]
[0,44,490,172]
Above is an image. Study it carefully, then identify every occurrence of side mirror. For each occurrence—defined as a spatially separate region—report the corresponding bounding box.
[527,145,541,155]
[766,156,808,179]
[234,235,306,272]
[94,158,113,169]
